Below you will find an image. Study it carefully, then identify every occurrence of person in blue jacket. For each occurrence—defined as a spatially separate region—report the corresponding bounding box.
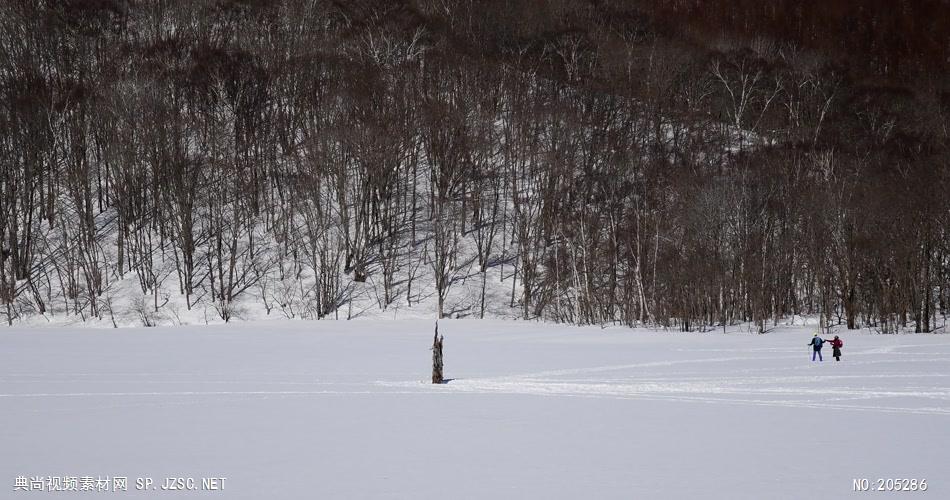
[808,333,827,362]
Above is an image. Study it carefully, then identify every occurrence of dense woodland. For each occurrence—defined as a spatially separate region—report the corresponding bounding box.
[1,0,949,331]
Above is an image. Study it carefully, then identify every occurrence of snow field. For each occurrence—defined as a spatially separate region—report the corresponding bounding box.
[2,319,948,499]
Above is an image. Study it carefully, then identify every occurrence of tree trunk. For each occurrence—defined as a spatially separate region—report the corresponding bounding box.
[431,323,444,384]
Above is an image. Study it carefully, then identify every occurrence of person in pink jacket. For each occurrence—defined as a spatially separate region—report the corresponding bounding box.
[829,335,844,362]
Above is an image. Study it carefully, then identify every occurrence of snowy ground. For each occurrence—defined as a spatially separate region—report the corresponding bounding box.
[2,320,949,499]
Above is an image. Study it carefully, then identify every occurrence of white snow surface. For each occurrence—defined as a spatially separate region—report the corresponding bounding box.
[2,319,949,499]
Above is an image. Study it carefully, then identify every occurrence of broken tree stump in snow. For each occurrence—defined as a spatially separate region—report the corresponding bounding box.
[432,322,444,384]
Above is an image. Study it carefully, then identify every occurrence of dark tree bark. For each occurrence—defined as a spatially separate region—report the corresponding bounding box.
[431,322,444,384]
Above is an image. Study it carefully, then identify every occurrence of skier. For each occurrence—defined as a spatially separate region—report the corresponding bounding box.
[808,334,826,362]
[829,335,843,362]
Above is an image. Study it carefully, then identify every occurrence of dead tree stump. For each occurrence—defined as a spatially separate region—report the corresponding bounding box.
[432,322,444,384]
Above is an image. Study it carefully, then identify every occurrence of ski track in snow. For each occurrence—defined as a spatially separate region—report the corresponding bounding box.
[374,377,950,416]
[4,327,950,419]
[5,354,950,418]
[373,342,950,416]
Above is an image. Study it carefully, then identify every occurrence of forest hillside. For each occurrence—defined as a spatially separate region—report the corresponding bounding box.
[1,0,948,331]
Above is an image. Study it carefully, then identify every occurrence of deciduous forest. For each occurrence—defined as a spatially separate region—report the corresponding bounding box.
[1,0,948,331]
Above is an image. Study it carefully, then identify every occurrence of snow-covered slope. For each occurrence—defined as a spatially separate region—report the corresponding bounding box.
[3,319,948,499]
[11,216,527,328]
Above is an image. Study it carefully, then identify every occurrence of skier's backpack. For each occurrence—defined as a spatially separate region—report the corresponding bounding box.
[814,337,823,347]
